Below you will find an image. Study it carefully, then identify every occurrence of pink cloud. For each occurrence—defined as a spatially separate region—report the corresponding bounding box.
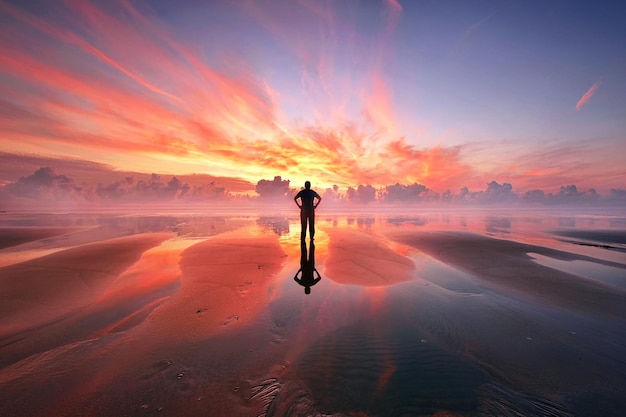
[576,81,601,111]
[3,0,617,199]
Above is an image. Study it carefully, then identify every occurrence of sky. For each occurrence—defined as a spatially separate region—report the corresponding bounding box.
[1,0,625,199]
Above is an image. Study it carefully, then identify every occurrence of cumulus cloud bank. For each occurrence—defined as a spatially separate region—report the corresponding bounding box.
[1,167,624,210]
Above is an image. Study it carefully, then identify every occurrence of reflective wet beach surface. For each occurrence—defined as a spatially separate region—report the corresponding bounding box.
[1,210,625,416]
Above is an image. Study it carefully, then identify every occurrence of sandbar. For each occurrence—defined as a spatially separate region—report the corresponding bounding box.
[136,228,288,341]
[0,227,81,250]
[0,232,174,342]
[389,230,626,319]
[324,228,416,286]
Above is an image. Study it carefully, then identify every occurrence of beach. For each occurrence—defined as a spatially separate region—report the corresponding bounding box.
[1,210,625,416]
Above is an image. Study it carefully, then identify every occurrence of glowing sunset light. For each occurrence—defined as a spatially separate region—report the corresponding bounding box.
[1,0,625,202]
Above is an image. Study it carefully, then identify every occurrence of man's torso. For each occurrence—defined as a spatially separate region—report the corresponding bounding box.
[296,189,319,211]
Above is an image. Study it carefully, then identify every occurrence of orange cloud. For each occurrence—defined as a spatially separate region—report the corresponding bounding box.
[472,138,626,194]
[362,73,397,134]
[576,81,601,111]
[384,0,403,31]
[0,0,494,194]
[0,1,281,165]
[1,2,181,103]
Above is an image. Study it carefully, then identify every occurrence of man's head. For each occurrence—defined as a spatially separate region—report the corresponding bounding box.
[305,286,311,294]
[304,181,311,189]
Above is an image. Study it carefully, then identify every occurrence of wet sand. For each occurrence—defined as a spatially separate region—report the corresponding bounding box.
[388,230,626,319]
[0,227,82,250]
[0,223,292,417]
[0,233,174,339]
[324,228,415,286]
[137,228,288,339]
[1,213,626,417]
[549,229,626,251]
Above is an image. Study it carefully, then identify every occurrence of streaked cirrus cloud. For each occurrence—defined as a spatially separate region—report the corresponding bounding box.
[576,81,601,111]
[0,0,458,190]
[0,0,624,195]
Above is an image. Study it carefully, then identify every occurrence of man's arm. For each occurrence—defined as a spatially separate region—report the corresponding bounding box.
[314,192,322,209]
[294,193,302,208]
[294,269,302,283]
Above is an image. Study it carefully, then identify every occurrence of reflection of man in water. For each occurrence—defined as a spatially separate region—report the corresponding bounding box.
[294,181,321,240]
[294,240,321,294]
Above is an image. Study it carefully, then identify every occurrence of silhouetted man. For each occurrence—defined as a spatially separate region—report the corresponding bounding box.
[294,181,321,240]
[294,240,321,294]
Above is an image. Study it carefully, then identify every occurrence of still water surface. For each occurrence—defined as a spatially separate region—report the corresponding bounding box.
[0,210,625,416]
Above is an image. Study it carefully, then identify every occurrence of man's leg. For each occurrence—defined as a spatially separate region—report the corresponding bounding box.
[300,210,307,239]
[309,212,315,239]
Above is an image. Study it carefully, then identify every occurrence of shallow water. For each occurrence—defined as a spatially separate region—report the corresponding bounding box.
[1,209,625,416]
